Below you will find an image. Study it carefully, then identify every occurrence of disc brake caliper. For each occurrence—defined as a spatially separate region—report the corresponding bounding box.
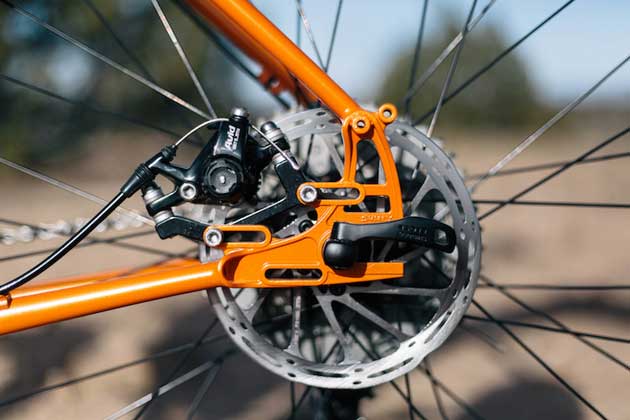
[143,105,456,288]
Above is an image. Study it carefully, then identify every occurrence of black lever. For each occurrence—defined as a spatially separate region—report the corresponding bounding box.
[323,217,456,270]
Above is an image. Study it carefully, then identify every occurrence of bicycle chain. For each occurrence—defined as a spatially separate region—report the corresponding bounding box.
[0,207,197,246]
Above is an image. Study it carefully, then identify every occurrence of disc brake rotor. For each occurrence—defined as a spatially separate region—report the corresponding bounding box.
[208,108,480,388]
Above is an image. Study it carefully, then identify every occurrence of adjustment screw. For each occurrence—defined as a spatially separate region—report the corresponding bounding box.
[298,185,318,204]
[204,228,223,247]
[179,183,198,201]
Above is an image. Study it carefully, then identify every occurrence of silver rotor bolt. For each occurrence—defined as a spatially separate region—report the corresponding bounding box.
[298,185,318,203]
[204,228,223,247]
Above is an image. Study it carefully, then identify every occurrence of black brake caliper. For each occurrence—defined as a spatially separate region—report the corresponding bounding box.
[141,107,299,242]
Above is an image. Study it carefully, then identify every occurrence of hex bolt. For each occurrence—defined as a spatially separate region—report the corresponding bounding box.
[179,183,198,201]
[204,228,223,247]
[298,185,318,204]
[298,220,314,232]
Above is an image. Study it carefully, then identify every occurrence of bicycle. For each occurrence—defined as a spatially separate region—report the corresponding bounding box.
[0,0,628,418]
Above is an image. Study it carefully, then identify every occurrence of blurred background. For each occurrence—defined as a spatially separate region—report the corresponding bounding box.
[0,0,628,419]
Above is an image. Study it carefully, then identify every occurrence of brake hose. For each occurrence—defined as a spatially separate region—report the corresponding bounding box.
[0,117,240,296]
[0,147,172,296]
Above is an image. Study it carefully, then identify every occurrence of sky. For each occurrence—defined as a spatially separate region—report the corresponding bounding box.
[250,0,630,108]
[4,0,627,112]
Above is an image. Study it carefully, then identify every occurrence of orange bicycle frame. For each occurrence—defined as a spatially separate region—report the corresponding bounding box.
[0,0,404,335]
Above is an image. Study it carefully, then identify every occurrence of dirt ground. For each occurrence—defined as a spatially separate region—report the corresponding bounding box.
[0,126,628,419]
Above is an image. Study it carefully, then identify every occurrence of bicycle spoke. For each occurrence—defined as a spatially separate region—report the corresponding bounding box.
[289,341,342,416]
[470,54,630,193]
[81,0,151,80]
[426,0,477,138]
[0,156,153,226]
[289,382,297,420]
[459,321,504,353]
[412,0,576,125]
[445,248,629,348]
[296,0,302,46]
[404,372,416,420]
[347,329,429,420]
[185,362,222,420]
[423,257,630,419]
[286,310,367,418]
[430,254,628,359]
[82,0,206,143]
[474,199,630,210]
[424,358,450,420]
[477,283,630,291]
[390,381,428,420]
[417,365,487,420]
[402,0,497,108]
[417,198,630,212]
[0,304,306,409]
[478,275,629,370]
[294,0,326,69]
[466,151,630,180]
[479,126,630,220]
[106,357,226,420]
[151,0,216,118]
[172,0,289,109]
[463,315,630,345]
[132,317,221,419]
[324,0,344,73]
[472,299,608,419]
[0,74,181,138]
[403,0,429,116]
[0,338,208,408]
[290,385,312,419]
[0,0,210,119]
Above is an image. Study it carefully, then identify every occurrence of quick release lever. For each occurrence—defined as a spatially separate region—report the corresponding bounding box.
[323,217,457,270]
